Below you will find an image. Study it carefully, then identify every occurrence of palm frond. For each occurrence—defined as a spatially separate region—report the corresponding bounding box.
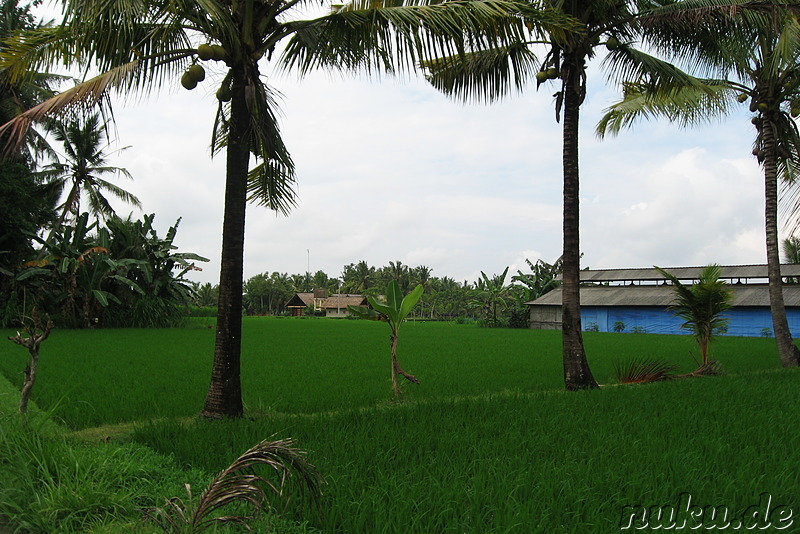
[281,0,546,76]
[149,437,323,533]
[655,265,732,364]
[90,176,143,207]
[596,80,734,138]
[602,44,723,97]
[0,26,74,84]
[0,61,140,156]
[247,160,298,216]
[614,357,677,385]
[423,41,538,103]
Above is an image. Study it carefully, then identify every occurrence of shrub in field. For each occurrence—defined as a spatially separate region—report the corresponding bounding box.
[149,438,322,533]
[348,280,424,399]
[656,264,733,367]
[613,321,626,333]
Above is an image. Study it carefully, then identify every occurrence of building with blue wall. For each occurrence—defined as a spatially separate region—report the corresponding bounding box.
[526,265,800,337]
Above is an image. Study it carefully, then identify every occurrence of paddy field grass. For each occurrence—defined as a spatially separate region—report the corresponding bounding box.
[0,317,797,533]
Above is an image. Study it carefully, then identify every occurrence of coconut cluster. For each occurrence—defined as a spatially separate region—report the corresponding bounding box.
[180,43,228,91]
[535,67,558,83]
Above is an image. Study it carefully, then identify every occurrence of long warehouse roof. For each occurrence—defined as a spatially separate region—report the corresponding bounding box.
[564,264,800,283]
[527,283,800,307]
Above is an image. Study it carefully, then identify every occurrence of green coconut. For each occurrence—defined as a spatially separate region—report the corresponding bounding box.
[791,107,800,118]
[187,64,206,82]
[737,93,748,103]
[605,36,619,50]
[181,72,198,90]
[546,68,558,80]
[197,44,214,61]
[757,102,769,112]
[211,45,227,62]
[216,85,232,102]
[535,70,549,83]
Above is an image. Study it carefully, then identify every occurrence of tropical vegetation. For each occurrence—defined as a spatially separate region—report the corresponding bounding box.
[0,0,556,418]
[597,2,800,368]
[37,112,140,231]
[6,212,207,329]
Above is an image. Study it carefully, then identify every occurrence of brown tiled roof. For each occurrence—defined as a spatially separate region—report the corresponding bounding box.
[320,294,368,309]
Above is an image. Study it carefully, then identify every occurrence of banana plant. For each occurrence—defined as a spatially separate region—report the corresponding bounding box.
[349,280,423,399]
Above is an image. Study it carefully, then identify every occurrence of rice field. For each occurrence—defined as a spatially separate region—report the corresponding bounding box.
[1,317,798,533]
[0,317,782,429]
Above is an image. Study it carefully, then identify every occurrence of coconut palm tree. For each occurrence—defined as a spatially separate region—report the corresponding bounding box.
[341,260,375,294]
[0,0,544,417]
[424,0,716,389]
[597,3,800,368]
[37,112,140,230]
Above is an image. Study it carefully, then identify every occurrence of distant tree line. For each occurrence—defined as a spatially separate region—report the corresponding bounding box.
[198,257,564,328]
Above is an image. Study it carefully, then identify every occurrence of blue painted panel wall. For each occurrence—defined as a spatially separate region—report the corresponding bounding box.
[580,306,800,338]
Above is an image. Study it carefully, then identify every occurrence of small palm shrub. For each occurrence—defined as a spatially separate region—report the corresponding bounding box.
[656,265,733,366]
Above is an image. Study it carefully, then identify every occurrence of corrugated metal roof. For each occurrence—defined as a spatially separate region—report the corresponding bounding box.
[527,284,800,307]
[565,264,800,282]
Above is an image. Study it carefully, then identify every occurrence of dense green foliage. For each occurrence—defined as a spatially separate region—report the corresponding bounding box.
[6,213,207,329]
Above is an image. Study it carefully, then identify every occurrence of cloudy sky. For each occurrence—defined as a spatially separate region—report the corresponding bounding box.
[32,5,773,287]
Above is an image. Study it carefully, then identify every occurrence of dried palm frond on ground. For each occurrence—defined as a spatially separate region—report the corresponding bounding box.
[615,358,678,385]
[149,437,322,533]
[679,360,725,378]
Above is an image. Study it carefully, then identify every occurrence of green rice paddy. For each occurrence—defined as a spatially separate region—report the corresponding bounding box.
[0,318,798,533]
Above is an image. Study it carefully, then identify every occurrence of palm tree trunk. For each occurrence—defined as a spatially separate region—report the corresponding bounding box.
[762,119,800,367]
[561,53,598,390]
[203,67,249,418]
